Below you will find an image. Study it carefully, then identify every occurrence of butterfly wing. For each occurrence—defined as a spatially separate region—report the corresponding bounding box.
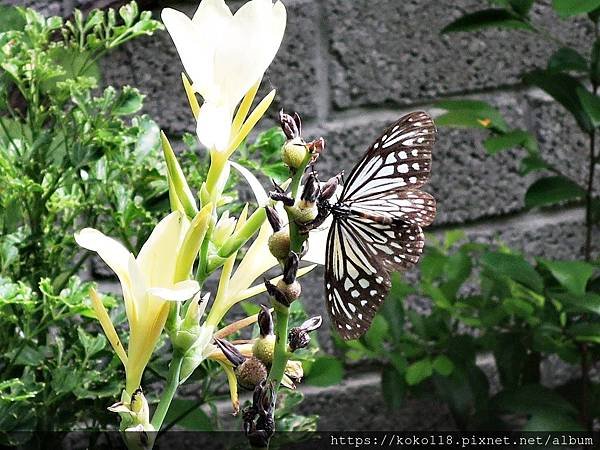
[325,212,424,339]
[346,189,436,227]
[340,111,436,203]
[324,111,436,340]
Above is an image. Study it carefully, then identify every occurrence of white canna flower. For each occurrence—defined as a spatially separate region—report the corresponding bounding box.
[75,212,200,393]
[162,0,286,151]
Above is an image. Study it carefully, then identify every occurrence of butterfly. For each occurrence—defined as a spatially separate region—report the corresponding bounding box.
[321,111,436,340]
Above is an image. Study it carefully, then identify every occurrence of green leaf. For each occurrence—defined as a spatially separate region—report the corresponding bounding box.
[552,292,600,315]
[591,38,600,85]
[568,322,600,343]
[362,314,389,352]
[432,355,454,376]
[405,358,433,385]
[441,9,533,33]
[552,0,600,17]
[45,47,100,89]
[523,70,593,132]
[491,333,528,388]
[163,399,213,431]
[436,99,509,132]
[381,366,406,408]
[509,0,535,16]
[577,87,600,127]
[0,6,26,33]
[482,129,536,154]
[538,259,594,295]
[502,297,535,318]
[519,153,549,175]
[305,356,344,387]
[547,47,589,73]
[493,384,579,416]
[524,411,585,431]
[524,176,585,208]
[77,327,106,358]
[113,87,144,116]
[481,252,544,292]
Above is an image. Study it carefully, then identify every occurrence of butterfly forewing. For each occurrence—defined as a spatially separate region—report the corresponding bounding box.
[346,190,436,227]
[324,111,437,340]
[341,111,436,202]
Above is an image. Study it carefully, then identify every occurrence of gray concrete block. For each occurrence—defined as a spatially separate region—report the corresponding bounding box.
[0,0,63,15]
[324,0,592,110]
[102,0,322,135]
[528,91,597,191]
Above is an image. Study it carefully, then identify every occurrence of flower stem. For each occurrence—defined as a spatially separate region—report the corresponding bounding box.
[267,301,291,386]
[264,150,312,449]
[150,350,184,430]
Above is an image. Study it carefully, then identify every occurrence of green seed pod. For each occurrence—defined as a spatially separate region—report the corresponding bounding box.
[252,334,276,365]
[268,229,290,260]
[282,137,308,169]
[289,204,319,224]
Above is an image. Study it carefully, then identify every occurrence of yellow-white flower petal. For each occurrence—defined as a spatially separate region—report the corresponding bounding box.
[74,228,131,284]
[163,0,286,152]
[137,212,189,287]
[196,102,234,150]
[148,280,200,302]
[161,8,216,96]
[213,0,286,107]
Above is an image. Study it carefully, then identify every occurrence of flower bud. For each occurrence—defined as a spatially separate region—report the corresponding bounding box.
[108,388,154,433]
[282,252,299,285]
[285,360,304,381]
[174,293,210,352]
[253,305,276,365]
[257,304,274,337]
[252,335,276,367]
[130,388,150,423]
[268,229,290,260]
[279,110,302,139]
[320,172,343,201]
[212,211,237,247]
[265,206,283,233]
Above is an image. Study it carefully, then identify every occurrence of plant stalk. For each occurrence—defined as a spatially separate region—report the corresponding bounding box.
[150,350,184,430]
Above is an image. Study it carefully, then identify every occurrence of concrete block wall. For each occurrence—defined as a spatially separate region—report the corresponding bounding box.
[7,0,596,430]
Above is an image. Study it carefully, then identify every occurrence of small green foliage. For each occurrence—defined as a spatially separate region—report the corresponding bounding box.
[237,127,289,183]
[552,0,600,17]
[304,356,345,387]
[0,2,166,437]
[441,9,533,33]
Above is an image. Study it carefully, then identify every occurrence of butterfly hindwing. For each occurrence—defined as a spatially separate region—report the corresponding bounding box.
[325,210,425,340]
[341,111,436,202]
